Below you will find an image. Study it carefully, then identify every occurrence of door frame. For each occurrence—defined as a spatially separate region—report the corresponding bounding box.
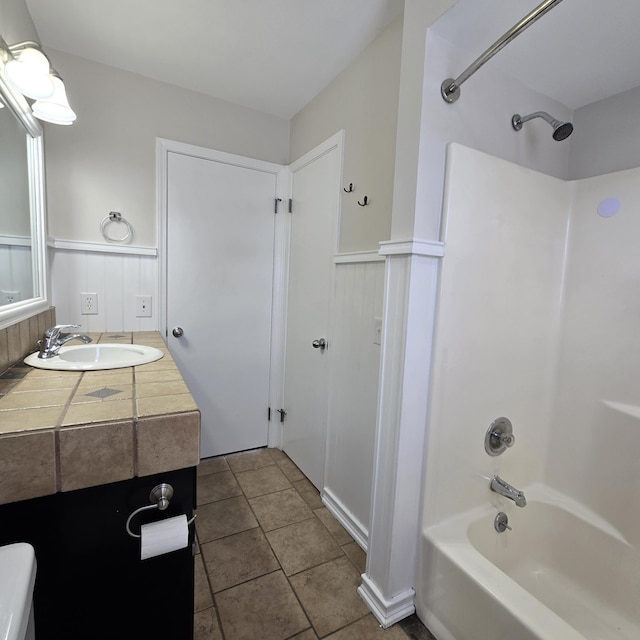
[156,138,290,450]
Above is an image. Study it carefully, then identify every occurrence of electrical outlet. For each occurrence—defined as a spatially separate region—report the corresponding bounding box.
[80,293,98,315]
[0,290,20,305]
[136,295,152,318]
[373,317,383,345]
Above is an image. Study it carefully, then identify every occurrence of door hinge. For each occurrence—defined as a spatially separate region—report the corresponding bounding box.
[268,407,271,421]
[275,198,282,214]
[288,198,293,213]
[277,409,287,423]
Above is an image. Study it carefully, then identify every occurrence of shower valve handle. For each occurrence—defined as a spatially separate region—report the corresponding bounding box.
[485,417,515,456]
[499,433,515,448]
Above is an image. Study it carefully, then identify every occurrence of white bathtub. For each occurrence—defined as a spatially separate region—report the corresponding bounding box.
[417,485,639,640]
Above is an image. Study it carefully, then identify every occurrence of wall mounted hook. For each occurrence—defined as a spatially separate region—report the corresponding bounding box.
[343,183,354,193]
[358,196,369,206]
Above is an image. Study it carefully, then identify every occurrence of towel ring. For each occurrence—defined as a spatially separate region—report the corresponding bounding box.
[100,211,132,243]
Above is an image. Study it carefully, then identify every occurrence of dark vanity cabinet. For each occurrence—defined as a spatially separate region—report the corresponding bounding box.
[0,467,196,640]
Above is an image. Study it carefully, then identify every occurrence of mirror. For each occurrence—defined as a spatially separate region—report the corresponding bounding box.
[0,50,48,329]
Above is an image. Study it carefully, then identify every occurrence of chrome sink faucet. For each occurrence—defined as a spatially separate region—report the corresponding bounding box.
[490,475,527,507]
[37,324,92,359]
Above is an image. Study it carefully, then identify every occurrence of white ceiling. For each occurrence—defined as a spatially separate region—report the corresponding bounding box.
[24,0,640,120]
[24,0,404,120]
[431,0,640,110]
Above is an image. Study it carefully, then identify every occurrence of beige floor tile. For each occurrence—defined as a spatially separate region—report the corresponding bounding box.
[215,571,310,640]
[195,495,258,543]
[197,470,243,505]
[249,488,315,531]
[342,541,367,574]
[290,556,370,637]
[201,527,279,592]
[275,456,307,482]
[226,448,277,473]
[198,456,229,476]
[194,553,214,613]
[325,614,409,639]
[291,630,319,639]
[197,456,230,476]
[266,516,343,576]
[235,464,292,498]
[292,477,324,510]
[314,507,354,545]
[267,447,288,462]
[193,607,223,640]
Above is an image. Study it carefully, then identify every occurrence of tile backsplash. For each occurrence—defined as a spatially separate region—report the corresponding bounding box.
[0,308,56,374]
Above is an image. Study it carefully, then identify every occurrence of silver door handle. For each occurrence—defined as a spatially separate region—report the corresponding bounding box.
[312,338,327,351]
[172,327,184,338]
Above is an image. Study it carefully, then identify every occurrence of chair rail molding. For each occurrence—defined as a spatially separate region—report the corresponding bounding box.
[358,237,444,627]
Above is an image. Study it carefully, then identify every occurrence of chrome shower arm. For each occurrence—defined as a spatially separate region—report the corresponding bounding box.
[441,0,565,103]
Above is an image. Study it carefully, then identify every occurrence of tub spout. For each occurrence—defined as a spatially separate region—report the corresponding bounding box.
[490,475,526,507]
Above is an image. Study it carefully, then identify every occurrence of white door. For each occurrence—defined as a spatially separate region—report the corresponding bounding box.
[164,144,283,458]
[283,132,343,489]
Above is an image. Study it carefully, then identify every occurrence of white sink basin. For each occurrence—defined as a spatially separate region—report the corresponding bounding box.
[0,542,36,640]
[24,343,164,371]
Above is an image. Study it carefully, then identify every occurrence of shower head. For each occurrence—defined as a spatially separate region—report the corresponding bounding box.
[512,111,573,141]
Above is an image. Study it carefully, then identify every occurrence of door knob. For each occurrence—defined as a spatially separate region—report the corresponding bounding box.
[312,338,327,351]
[172,327,184,338]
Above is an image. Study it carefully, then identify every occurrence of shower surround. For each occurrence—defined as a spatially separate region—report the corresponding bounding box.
[416,143,640,639]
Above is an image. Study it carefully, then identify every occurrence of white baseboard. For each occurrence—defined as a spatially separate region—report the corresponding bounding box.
[321,487,368,551]
[357,573,415,628]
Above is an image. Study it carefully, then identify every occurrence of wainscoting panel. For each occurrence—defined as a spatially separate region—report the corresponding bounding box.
[50,247,159,333]
[324,255,385,548]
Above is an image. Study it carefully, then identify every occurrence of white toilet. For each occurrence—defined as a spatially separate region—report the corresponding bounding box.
[0,542,37,640]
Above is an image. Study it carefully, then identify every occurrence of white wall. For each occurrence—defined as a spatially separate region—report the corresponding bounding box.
[45,51,291,331]
[45,51,290,247]
[569,85,640,180]
[547,166,640,546]
[0,0,38,44]
[418,31,573,242]
[422,144,570,526]
[290,17,403,253]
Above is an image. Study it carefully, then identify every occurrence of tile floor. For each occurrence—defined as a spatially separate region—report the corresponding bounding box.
[192,447,436,640]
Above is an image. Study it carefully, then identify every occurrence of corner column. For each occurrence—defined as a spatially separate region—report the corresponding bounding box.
[358,239,444,627]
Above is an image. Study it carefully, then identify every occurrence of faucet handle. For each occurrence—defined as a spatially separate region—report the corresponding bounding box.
[485,417,515,456]
[45,324,80,337]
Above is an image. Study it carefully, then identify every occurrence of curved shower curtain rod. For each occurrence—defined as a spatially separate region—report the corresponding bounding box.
[441,0,564,104]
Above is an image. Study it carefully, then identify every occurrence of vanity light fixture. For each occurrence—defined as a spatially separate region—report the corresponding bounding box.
[5,44,54,99]
[32,73,76,125]
[0,38,76,125]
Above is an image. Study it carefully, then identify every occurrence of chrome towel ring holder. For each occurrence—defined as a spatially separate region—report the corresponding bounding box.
[100,211,132,243]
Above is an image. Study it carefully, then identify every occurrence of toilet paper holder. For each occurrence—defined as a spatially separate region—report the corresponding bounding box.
[126,483,196,539]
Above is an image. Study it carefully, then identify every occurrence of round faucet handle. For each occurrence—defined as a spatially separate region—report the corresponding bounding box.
[485,417,515,456]
[500,433,515,448]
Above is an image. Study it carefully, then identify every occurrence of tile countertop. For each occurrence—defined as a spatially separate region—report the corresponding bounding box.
[0,332,200,505]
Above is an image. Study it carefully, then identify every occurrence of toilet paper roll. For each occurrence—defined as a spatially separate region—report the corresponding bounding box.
[140,514,189,560]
